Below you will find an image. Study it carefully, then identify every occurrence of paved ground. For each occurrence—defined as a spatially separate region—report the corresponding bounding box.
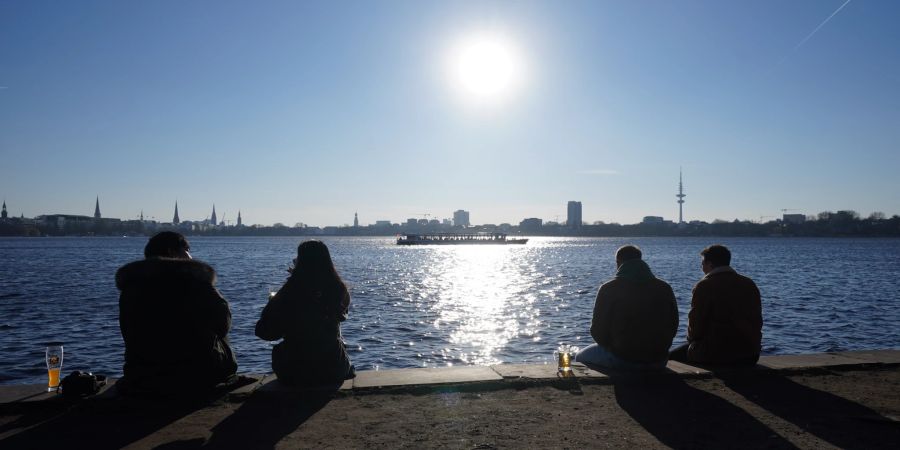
[1,352,899,449]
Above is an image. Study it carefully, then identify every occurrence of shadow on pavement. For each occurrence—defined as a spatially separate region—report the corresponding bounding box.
[156,379,340,449]
[718,369,900,450]
[612,372,796,449]
[0,395,206,448]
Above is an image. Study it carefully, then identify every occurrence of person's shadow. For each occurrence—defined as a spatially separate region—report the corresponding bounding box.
[0,392,207,448]
[717,369,900,450]
[158,380,340,449]
[611,371,796,449]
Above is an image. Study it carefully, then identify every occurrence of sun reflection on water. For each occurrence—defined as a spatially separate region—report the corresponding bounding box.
[422,245,540,366]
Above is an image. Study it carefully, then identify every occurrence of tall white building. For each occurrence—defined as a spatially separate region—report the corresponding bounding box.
[453,210,470,227]
[567,201,582,228]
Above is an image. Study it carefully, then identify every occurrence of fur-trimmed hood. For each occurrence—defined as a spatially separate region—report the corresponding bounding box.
[116,258,217,291]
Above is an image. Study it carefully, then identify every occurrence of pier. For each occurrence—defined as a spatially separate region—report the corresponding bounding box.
[2,350,899,448]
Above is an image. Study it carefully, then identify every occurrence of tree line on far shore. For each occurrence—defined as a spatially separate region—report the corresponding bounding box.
[1,210,898,238]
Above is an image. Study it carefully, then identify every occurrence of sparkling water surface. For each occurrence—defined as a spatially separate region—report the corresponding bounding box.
[2,236,899,385]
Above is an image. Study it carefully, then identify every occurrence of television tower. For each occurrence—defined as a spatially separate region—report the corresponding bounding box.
[676,169,686,224]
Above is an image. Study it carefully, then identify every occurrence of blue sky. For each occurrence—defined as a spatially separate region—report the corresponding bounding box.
[1,1,898,226]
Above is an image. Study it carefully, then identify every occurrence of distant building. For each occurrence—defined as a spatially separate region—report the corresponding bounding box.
[94,196,101,219]
[36,214,121,231]
[375,220,392,227]
[567,201,582,228]
[783,214,806,224]
[453,210,470,227]
[1,201,7,220]
[353,212,359,228]
[173,202,180,225]
[406,218,418,227]
[210,204,217,226]
[642,216,665,224]
[442,218,451,226]
[519,217,542,231]
[237,210,243,227]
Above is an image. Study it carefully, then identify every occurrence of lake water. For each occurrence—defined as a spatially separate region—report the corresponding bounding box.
[2,236,899,385]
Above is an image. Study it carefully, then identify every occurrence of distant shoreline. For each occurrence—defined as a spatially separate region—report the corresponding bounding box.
[2,210,899,238]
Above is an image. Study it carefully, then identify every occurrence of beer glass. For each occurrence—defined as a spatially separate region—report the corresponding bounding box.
[555,344,578,374]
[45,343,64,392]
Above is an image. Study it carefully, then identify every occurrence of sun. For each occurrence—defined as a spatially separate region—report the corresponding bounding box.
[446,31,526,106]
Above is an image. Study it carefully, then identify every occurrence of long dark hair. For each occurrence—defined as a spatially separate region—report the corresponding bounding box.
[290,240,346,292]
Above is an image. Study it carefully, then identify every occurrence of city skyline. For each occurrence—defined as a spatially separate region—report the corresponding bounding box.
[2,2,898,225]
[0,192,891,228]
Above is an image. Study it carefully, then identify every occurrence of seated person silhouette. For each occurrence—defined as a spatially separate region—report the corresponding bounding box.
[576,245,679,371]
[116,231,237,395]
[669,244,762,366]
[256,240,355,386]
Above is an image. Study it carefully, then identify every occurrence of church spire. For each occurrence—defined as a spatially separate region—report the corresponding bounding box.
[353,211,359,228]
[210,204,217,225]
[1,200,7,220]
[236,210,242,227]
[94,196,101,219]
[173,201,180,225]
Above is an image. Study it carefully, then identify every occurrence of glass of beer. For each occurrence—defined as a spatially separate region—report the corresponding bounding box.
[555,344,577,373]
[45,343,64,392]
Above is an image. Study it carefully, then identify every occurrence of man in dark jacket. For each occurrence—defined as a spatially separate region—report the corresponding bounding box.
[575,245,679,370]
[116,231,237,394]
[669,244,762,366]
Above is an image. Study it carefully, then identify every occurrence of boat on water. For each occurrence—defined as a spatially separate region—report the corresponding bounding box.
[397,232,528,245]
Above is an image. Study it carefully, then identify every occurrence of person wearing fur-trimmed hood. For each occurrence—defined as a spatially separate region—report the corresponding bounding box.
[116,231,237,395]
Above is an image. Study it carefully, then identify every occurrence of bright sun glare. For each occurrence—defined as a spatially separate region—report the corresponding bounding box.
[446,31,526,106]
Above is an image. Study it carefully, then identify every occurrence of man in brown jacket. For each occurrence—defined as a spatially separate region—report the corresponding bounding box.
[669,244,762,366]
[575,245,679,370]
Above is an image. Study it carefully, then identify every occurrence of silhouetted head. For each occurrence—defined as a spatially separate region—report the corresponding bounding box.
[292,240,344,287]
[700,244,731,273]
[615,245,642,268]
[144,231,191,259]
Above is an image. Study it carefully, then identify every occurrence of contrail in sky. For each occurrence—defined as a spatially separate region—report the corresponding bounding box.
[793,0,853,51]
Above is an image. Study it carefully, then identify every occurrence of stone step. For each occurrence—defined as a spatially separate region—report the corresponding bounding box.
[3,350,897,404]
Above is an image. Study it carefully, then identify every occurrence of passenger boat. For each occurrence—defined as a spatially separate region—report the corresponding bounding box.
[396,232,528,245]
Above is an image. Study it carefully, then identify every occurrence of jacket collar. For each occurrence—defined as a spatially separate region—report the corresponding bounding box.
[615,259,655,282]
[703,265,735,280]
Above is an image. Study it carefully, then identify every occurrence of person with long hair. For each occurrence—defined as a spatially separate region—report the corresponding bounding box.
[255,240,354,385]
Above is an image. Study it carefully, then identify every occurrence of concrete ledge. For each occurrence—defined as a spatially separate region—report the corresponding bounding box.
[0,384,58,404]
[0,378,118,404]
[757,352,873,370]
[666,361,711,376]
[4,350,898,404]
[225,374,269,400]
[835,349,900,365]
[252,375,353,395]
[491,363,559,380]
[352,366,502,390]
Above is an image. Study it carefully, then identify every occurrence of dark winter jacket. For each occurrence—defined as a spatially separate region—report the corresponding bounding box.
[116,258,237,394]
[255,275,352,385]
[687,266,762,364]
[590,259,679,363]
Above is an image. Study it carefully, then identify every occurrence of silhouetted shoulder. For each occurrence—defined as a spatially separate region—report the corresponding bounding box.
[116,258,217,290]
